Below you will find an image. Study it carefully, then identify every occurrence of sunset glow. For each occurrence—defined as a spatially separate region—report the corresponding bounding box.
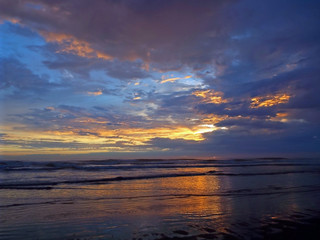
[1,0,319,159]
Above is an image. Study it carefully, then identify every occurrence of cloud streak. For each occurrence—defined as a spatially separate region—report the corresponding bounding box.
[160,75,192,84]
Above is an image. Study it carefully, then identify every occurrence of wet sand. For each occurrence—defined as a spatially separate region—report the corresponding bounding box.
[144,212,320,240]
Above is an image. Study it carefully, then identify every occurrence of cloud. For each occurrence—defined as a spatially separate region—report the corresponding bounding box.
[146,122,320,157]
[1,0,320,157]
[41,31,113,60]
[0,0,231,66]
[106,60,150,80]
[87,90,103,96]
[215,118,285,130]
[160,75,192,84]
[250,93,291,108]
[192,89,230,104]
[0,58,57,92]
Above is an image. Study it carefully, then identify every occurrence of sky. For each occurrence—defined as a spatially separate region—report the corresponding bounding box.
[1,0,320,160]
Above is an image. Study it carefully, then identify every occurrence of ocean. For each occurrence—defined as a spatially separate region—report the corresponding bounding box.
[1,158,320,239]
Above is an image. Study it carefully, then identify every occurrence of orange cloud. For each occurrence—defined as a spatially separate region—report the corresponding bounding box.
[45,106,55,111]
[41,32,113,60]
[160,75,192,84]
[1,119,227,155]
[269,112,290,123]
[73,117,109,124]
[250,93,290,108]
[192,89,229,104]
[276,112,288,118]
[201,114,230,124]
[95,124,219,143]
[2,17,20,24]
[87,90,103,96]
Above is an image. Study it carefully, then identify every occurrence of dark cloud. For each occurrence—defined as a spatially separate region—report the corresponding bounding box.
[9,105,89,130]
[0,58,57,92]
[0,55,122,107]
[196,102,278,118]
[0,133,7,139]
[43,54,150,80]
[9,104,154,131]
[215,118,285,130]
[0,0,230,64]
[106,60,150,80]
[1,0,319,71]
[202,123,320,155]
[147,123,320,156]
[42,54,97,78]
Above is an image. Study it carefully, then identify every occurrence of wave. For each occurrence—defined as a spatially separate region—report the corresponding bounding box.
[208,170,320,176]
[1,159,318,172]
[1,169,320,190]
[0,172,208,189]
[2,184,320,209]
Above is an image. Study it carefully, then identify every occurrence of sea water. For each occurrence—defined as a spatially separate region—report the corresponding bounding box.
[1,158,320,239]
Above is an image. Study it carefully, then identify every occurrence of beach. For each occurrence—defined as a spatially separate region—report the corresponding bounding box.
[1,158,320,239]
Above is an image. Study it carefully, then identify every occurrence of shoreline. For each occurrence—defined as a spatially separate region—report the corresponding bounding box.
[131,212,320,240]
